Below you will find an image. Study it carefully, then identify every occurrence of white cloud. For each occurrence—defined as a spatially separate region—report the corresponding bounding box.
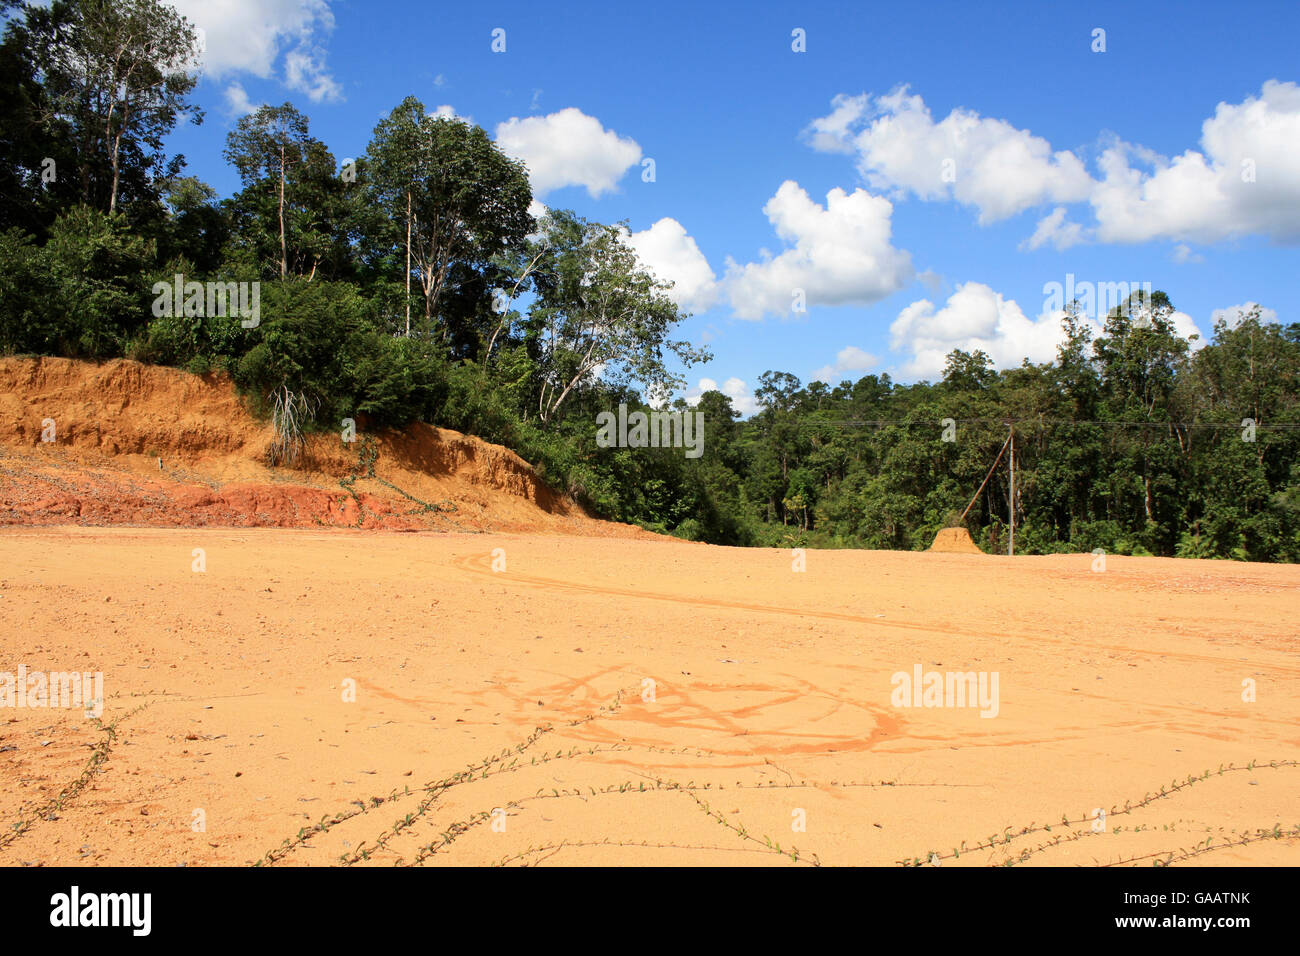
[433,73,446,87]
[1210,302,1278,328]
[283,45,341,102]
[686,377,759,417]
[804,93,869,154]
[1171,243,1204,264]
[806,87,1093,224]
[890,283,1096,379]
[890,283,1207,379]
[1090,81,1300,244]
[222,82,259,117]
[724,180,913,320]
[430,104,469,122]
[622,218,719,313]
[1020,206,1086,251]
[169,0,341,100]
[809,81,1300,248]
[1168,310,1207,346]
[812,345,878,384]
[494,108,641,198]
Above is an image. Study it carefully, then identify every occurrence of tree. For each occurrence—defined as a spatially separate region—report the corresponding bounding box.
[41,204,156,357]
[0,0,80,235]
[30,0,202,214]
[365,101,533,341]
[223,103,358,282]
[224,104,308,280]
[157,175,227,274]
[365,96,424,336]
[941,349,995,391]
[527,211,710,424]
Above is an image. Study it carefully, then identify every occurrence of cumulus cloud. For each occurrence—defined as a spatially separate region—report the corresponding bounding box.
[1210,302,1278,328]
[169,0,342,101]
[806,88,1093,224]
[622,218,719,313]
[1020,206,1086,251]
[686,377,759,417]
[1167,310,1207,346]
[430,104,471,123]
[889,283,1086,379]
[223,82,259,117]
[283,45,341,101]
[724,181,913,320]
[809,81,1300,248]
[1171,243,1204,264]
[495,108,641,198]
[811,346,878,384]
[890,282,1206,379]
[1090,81,1300,244]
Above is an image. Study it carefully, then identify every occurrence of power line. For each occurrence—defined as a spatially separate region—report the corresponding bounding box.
[752,418,1300,430]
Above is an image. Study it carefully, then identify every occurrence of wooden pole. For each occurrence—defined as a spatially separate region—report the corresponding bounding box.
[1008,424,1015,557]
[959,432,1011,523]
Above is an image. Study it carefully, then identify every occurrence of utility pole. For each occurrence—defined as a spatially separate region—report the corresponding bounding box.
[1007,423,1015,557]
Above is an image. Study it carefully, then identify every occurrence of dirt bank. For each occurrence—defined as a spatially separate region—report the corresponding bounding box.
[0,357,649,537]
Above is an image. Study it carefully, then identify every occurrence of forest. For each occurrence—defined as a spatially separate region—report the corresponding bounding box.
[2,0,1297,560]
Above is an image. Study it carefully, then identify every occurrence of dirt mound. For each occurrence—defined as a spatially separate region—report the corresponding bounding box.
[928,526,985,554]
[0,356,651,537]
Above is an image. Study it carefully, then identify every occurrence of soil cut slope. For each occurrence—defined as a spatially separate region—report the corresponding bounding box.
[0,357,646,537]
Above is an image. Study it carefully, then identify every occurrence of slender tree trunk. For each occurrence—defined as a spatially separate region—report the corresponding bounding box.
[278,141,287,279]
[109,136,121,212]
[404,189,412,336]
[108,103,125,213]
[104,54,124,213]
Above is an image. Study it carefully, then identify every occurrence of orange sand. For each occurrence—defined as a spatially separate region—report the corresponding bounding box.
[928,527,985,554]
[1,528,1296,867]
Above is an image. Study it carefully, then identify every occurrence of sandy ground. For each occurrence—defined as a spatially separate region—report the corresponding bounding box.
[1,526,1296,868]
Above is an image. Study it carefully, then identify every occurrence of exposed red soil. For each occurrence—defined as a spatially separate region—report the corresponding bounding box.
[0,357,652,538]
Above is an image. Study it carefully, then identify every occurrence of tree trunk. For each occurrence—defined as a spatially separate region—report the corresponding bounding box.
[404,189,412,336]
[108,134,122,213]
[278,141,287,279]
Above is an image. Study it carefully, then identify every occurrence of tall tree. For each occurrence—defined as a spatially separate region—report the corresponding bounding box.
[223,104,356,282]
[364,101,533,340]
[528,211,709,424]
[30,0,201,214]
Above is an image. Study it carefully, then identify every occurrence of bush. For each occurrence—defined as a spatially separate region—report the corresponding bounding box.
[0,227,57,354]
[41,206,156,358]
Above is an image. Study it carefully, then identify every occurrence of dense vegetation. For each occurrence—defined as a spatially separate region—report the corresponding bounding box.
[2,0,1297,559]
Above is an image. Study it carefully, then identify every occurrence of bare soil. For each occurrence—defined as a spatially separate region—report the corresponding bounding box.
[1,357,1296,867]
[0,528,1295,867]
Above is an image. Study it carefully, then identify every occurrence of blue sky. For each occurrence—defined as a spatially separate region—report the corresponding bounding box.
[166,0,1299,414]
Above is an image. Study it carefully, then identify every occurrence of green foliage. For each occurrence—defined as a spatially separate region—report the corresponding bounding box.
[0,226,58,352]
[39,205,156,357]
